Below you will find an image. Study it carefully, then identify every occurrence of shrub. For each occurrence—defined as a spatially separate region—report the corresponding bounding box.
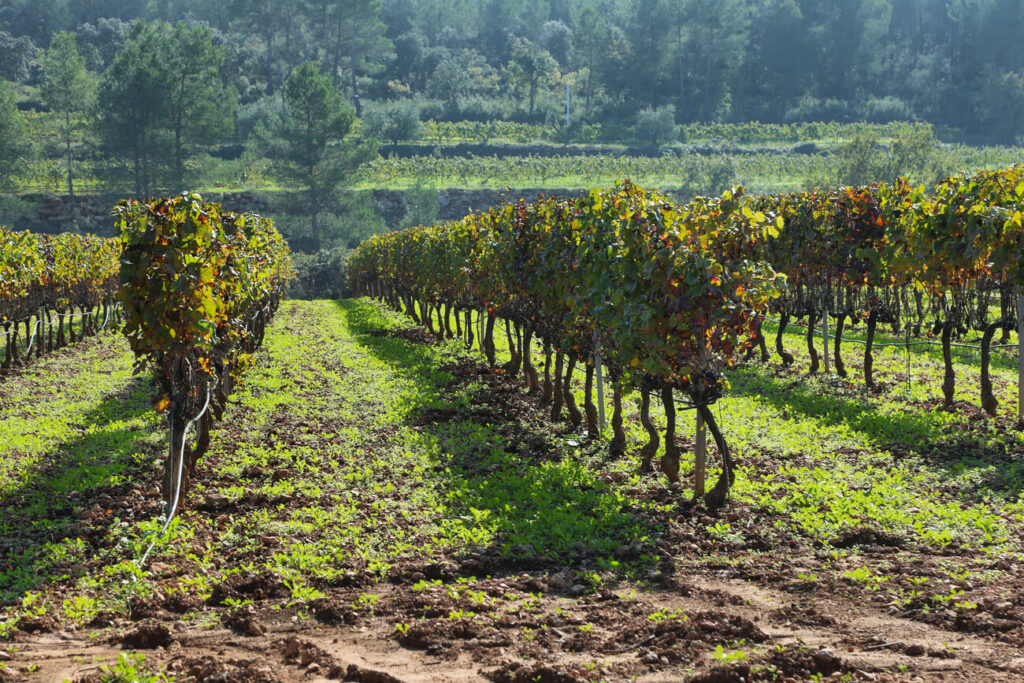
[634,105,679,147]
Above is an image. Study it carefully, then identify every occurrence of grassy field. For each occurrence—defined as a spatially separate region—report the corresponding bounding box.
[0,299,1022,681]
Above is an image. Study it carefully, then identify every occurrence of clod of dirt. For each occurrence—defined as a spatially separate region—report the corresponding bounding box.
[223,605,267,636]
[86,611,118,628]
[483,661,588,683]
[365,327,435,345]
[163,592,200,614]
[761,646,849,679]
[127,597,161,620]
[311,598,360,625]
[343,663,405,682]
[687,666,751,683]
[396,620,479,651]
[768,604,838,628]
[118,623,173,649]
[167,655,279,682]
[207,572,288,605]
[15,615,57,634]
[202,493,230,509]
[830,526,905,549]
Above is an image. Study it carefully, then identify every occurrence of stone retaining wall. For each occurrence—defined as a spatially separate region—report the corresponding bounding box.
[10,188,589,237]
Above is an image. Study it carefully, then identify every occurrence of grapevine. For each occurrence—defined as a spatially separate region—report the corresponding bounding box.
[115,193,292,509]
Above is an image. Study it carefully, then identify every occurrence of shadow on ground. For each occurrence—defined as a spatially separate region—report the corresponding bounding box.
[333,298,664,575]
[0,375,162,604]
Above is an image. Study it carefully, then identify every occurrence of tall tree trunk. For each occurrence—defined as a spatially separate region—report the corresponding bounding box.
[676,23,686,119]
[702,49,712,120]
[310,187,321,251]
[349,17,361,115]
[65,112,74,212]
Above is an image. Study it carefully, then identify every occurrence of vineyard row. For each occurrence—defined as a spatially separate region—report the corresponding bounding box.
[348,165,1024,506]
[0,229,120,369]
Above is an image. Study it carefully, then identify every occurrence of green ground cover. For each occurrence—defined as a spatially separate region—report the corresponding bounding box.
[0,299,1022,680]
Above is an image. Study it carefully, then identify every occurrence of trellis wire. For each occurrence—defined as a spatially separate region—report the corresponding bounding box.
[593,331,606,430]
[1018,293,1024,423]
[1,304,121,365]
[763,317,1018,351]
[136,380,213,570]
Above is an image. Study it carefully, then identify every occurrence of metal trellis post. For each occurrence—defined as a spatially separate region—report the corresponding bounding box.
[593,330,605,430]
[694,410,707,499]
[822,296,829,375]
[1018,292,1023,424]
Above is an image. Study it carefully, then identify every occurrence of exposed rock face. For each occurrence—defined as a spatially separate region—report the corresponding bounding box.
[12,191,273,236]
[433,188,587,223]
[11,187,589,236]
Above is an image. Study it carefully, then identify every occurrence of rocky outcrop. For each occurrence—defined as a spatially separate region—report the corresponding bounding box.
[10,191,277,236]
[9,187,590,236]
[435,188,587,222]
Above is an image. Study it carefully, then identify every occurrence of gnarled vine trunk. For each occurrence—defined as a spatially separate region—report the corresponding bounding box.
[864,308,878,389]
[502,319,521,377]
[756,317,769,361]
[776,312,794,365]
[540,341,553,405]
[659,386,681,483]
[609,378,625,458]
[806,310,819,373]
[699,403,735,509]
[980,320,1003,417]
[550,352,564,420]
[584,363,599,438]
[484,313,497,367]
[833,313,847,378]
[638,388,659,472]
[564,354,583,427]
[941,320,955,406]
[522,326,539,392]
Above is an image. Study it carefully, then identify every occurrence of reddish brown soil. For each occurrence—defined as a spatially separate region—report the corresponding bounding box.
[4,315,1024,682]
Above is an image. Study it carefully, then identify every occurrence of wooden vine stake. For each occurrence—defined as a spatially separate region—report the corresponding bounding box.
[1018,291,1023,427]
[822,294,830,375]
[693,410,707,502]
[693,331,708,502]
[593,330,605,430]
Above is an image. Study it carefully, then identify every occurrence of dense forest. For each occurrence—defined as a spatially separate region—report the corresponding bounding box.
[2,0,1023,137]
[2,0,1024,251]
